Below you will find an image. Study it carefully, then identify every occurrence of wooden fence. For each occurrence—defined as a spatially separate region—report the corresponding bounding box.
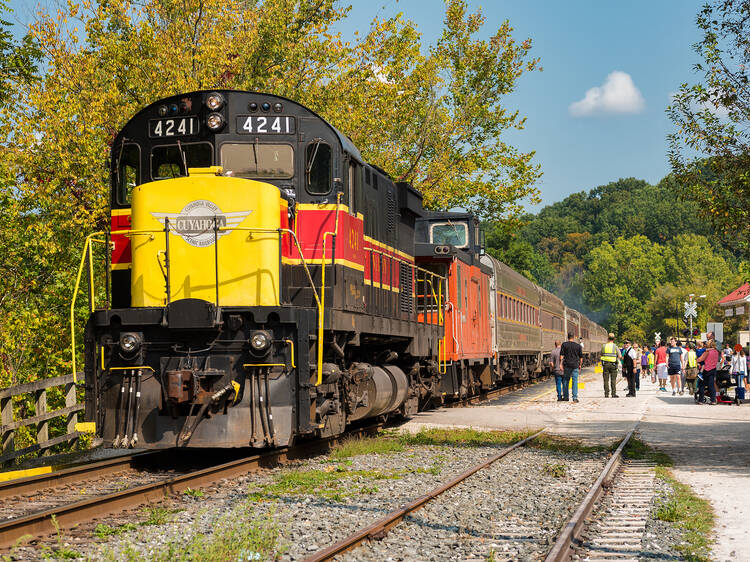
[0,374,83,466]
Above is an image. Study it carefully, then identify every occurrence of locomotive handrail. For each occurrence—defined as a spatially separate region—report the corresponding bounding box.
[70,232,107,381]
[317,192,343,385]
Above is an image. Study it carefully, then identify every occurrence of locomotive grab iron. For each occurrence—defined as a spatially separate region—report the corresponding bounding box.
[79,90,607,449]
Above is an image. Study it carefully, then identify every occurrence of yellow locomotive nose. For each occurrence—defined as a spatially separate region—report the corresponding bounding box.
[129,168,282,307]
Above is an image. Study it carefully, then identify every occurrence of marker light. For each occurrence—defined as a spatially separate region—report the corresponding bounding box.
[206,112,225,130]
[205,92,225,111]
[248,102,258,112]
[157,105,168,117]
[168,103,179,116]
[261,102,271,112]
[273,103,283,113]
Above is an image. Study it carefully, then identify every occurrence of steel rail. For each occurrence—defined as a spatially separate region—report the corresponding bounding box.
[303,428,547,562]
[0,452,153,501]
[447,373,552,408]
[543,423,639,562]
[0,424,382,549]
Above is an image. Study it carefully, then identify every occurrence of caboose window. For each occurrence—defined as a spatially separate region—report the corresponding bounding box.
[306,141,331,194]
[116,143,140,204]
[430,222,468,248]
[221,143,294,179]
[151,143,212,180]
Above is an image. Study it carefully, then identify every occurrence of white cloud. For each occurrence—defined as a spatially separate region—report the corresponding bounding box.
[569,71,645,117]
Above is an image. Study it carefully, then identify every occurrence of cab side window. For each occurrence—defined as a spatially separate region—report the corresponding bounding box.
[117,144,140,205]
[306,142,331,195]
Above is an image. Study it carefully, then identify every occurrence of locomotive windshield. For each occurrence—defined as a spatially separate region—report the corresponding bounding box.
[430,222,468,247]
[151,143,212,180]
[220,143,294,179]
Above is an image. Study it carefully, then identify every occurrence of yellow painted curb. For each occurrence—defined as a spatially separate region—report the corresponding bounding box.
[0,465,53,482]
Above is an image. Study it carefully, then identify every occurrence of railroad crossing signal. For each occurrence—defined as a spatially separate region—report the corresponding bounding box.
[684,301,698,319]
[654,332,661,344]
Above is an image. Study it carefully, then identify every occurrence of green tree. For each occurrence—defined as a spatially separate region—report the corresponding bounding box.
[582,235,667,336]
[0,0,39,103]
[484,220,554,287]
[667,0,750,254]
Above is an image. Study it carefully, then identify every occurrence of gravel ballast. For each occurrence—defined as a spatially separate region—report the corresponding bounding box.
[32,437,609,561]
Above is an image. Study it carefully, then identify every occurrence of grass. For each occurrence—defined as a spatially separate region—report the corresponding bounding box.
[543,462,568,478]
[247,462,443,503]
[183,487,204,498]
[655,466,715,562]
[330,435,405,459]
[102,502,285,562]
[623,435,673,466]
[39,515,81,560]
[399,427,536,447]
[141,506,182,526]
[94,523,138,538]
[248,466,404,502]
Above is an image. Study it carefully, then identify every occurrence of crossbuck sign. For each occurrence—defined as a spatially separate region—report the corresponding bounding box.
[684,301,698,319]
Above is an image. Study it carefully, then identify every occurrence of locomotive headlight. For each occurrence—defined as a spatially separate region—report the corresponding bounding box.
[206,112,225,130]
[250,330,271,351]
[119,332,141,353]
[205,92,225,111]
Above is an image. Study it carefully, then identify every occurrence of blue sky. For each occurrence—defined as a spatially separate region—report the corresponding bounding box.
[343,0,706,211]
[7,0,706,212]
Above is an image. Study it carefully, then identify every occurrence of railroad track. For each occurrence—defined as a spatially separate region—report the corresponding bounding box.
[544,425,639,561]
[0,424,383,549]
[302,429,547,561]
[300,423,643,562]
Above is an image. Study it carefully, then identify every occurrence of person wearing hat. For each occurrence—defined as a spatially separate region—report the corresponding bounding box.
[600,333,621,398]
[622,340,638,397]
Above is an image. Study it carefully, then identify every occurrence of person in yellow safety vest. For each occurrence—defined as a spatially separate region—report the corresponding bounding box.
[684,343,699,396]
[601,333,622,398]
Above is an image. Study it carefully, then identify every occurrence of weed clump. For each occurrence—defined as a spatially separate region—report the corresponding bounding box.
[399,427,536,447]
[543,462,567,478]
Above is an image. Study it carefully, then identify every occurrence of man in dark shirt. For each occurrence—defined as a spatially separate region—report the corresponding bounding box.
[560,332,583,402]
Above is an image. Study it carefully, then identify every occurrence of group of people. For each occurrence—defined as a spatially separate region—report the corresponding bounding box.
[549,332,750,405]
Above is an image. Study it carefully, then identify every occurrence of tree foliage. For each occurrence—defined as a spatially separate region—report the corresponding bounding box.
[0,0,39,102]
[667,0,750,255]
[485,175,746,341]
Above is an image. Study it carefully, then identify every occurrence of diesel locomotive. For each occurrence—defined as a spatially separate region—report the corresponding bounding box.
[79,90,607,450]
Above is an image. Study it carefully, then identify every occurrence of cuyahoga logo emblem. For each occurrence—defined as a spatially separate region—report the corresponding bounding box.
[151,200,253,248]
